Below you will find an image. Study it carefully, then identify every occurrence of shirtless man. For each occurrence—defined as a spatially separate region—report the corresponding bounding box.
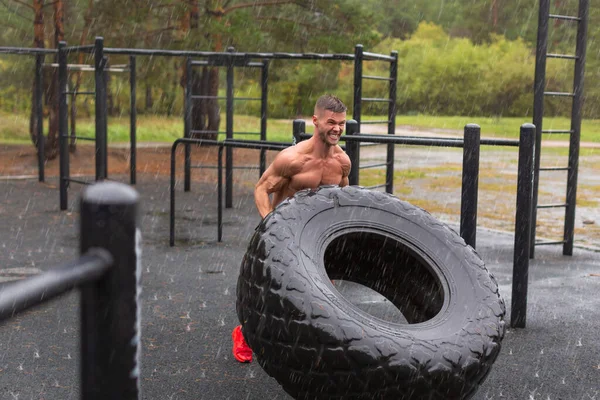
[232,94,351,363]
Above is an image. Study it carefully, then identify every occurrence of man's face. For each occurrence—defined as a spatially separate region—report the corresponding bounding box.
[313,109,346,146]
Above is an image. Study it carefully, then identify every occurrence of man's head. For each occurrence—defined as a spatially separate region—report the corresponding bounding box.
[313,94,347,146]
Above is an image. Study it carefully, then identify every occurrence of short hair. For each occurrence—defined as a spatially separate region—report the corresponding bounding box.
[314,94,347,115]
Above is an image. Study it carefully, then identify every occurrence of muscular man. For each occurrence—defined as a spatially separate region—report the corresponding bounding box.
[232,94,351,363]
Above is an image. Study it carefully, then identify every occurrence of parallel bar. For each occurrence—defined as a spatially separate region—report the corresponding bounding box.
[548,14,580,21]
[130,55,137,185]
[461,124,481,249]
[511,123,536,328]
[535,240,567,246]
[542,129,573,134]
[364,184,387,190]
[537,203,567,209]
[546,53,577,60]
[104,47,355,61]
[190,129,220,134]
[65,91,95,95]
[353,45,363,129]
[564,0,589,256]
[234,97,261,101]
[362,51,396,61]
[67,178,92,185]
[362,75,393,81]
[539,166,569,171]
[0,47,56,55]
[361,97,392,103]
[543,91,574,97]
[191,95,227,100]
[69,136,96,141]
[0,252,112,321]
[359,162,388,169]
[300,132,518,147]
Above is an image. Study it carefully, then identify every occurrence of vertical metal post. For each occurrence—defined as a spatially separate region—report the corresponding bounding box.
[35,54,45,182]
[511,123,536,328]
[530,0,550,258]
[353,45,363,130]
[460,124,481,249]
[80,181,141,399]
[346,120,360,186]
[170,142,177,247]
[58,42,69,211]
[292,119,306,144]
[218,145,224,242]
[564,0,589,256]
[129,56,137,185]
[94,37,107,181]
[259,60,269,177]
[386,50,398,194]
[225,47,235,209]
[184,57,192,192]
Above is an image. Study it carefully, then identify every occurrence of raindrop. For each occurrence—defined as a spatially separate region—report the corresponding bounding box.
[540,349,544,354]
[576,338,582,347]
[34,350,40,359]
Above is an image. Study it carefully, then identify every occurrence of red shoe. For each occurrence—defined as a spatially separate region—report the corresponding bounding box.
[232,325,253,363]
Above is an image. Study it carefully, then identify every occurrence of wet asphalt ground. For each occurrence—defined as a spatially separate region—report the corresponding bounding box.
[0,174,598,400]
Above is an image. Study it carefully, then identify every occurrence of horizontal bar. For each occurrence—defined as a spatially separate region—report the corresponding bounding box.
[175,137,289,152]
[234,97,261,101]
[546,53,578,60]
[542,129,573,134]
[360,143,381,147]
[190,164,260,170]
[364,184,388,190]
[360,120,390,124]
[362,52,396,61]
[362,75,393,81]
[105,47,355,60]
[71,136,96,142]
[537,203,567,209]
[549,14,580,21]
[359,162,389,169]
[0,251,112,321]
[231,132,261,136]
[191,60,264,68]
[0,47,56,55]
[46,63,128,72]
[65,178,92,185]
[539,167,569,171]
[544,91,574,97]
[299,133,519,148]
[64,91,95,95]
[190,95,227,100]
[361,98,392,103]
[534,240,566,246]
[190,130,220,134]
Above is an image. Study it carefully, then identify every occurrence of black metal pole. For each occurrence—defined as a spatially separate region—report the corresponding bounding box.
[511,123,536,328]
[129,55,137,185]
[170,141,177,247]
[58,42,69,211]
[259,60,269,177]
[564,0,589,256]
[386,51,398,194]
[94,37,107,181]
[460,124,481,249]
[80,181,141,399]
[353,45,363,130]
[293,119,306,144]
[225,47,235,209]
[530,0,550,258]
[35,54,45,182]
[218,145,223,242]
[346,120,360,185]
[184,57,192,192]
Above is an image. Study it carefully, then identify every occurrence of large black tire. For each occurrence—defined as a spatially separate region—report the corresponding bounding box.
[236,186,505,400]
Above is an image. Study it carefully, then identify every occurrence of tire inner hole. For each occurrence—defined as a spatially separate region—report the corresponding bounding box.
[324,231,444,324]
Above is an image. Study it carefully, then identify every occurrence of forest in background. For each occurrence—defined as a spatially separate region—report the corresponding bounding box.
[0,0,599,156]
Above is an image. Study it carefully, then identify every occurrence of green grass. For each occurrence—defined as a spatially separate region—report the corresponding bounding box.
[3,111,600,145]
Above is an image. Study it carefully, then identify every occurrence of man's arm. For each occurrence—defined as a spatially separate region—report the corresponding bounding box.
[254,151,295,218]
[339,152,351,187]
